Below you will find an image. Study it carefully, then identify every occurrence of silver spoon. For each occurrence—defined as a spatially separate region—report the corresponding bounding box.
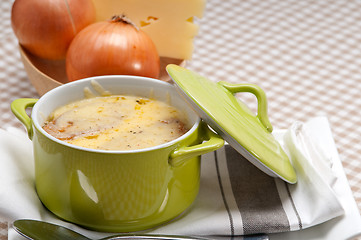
[13,219,269,240]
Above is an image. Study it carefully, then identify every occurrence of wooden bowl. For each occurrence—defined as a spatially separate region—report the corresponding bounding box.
[19,45,185,96]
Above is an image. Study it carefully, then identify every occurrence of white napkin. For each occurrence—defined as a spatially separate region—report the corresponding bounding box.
[0,117,360,239]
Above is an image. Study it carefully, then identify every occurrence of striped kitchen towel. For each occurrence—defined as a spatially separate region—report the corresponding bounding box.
[1,117,355,240]
[151,117,346,236]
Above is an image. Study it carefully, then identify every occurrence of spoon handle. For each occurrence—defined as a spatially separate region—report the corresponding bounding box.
[101,234,269,240]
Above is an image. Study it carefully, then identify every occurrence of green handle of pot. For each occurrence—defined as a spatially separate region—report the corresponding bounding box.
[11,98,38,140]
[169,122,224,167]
[218,81,273,132]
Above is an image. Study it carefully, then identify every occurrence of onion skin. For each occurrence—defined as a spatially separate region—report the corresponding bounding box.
[66,16,160,81]
[11,0,96,60]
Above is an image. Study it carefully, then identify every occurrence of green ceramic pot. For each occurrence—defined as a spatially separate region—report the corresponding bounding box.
[11,76,224,232]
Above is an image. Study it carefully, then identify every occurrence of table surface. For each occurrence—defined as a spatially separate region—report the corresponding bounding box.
[1,0,361,239]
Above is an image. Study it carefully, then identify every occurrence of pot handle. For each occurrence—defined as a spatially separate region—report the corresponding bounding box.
[11,98,38,140]
[169,121,224,167]
[218,81,273,132]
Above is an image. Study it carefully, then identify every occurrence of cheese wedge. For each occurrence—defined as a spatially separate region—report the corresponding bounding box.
[92,0,206,59]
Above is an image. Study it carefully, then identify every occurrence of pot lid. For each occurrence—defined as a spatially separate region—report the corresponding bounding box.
[166,64,297,184]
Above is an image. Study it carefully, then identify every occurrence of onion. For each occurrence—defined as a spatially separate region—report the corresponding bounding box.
[66,15,160,81]
[11,0,96,60]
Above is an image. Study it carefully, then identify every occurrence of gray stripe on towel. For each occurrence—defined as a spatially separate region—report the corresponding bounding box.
[224,145,290,234]
[214,150,235,235]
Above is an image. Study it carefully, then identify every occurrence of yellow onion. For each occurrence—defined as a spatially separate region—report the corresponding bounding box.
[66,15,160,81]
[11,0,96,60]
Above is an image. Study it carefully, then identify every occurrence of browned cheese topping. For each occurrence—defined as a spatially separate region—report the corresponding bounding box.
[43,95,189,150]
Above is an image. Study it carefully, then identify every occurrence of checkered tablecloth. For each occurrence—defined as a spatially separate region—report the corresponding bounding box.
[1,0,361,239]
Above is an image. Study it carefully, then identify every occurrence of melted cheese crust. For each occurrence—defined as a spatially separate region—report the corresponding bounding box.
[43,95,189,150]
